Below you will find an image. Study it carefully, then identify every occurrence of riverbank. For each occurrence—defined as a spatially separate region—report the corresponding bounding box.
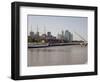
[28,42,82,48]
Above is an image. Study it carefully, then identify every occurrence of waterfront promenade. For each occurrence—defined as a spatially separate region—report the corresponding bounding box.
[28,41,84,48]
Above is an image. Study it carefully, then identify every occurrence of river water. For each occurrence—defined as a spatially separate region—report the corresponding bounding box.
[28,45,87,66]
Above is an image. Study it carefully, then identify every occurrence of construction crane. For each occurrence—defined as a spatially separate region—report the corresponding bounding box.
[74,32,88,47]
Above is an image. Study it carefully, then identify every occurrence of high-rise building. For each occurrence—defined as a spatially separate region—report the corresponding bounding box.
[61,30,64,39]
[69,32,73,41]
[36,32,39,37]
[47,32,51,37]
[64,30,73,41]
[30,25,34,39]
[64,30,69,41]
[30,31,34,39]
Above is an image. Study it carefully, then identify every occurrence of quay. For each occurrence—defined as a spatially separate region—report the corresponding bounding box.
[28,42,82,48]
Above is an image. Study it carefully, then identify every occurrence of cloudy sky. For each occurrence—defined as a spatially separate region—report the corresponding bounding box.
[27,15,88,41]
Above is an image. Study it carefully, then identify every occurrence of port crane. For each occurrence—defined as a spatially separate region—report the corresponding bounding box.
[74,32,88,46]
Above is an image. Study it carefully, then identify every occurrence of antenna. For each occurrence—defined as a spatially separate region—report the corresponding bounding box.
[31,24,32,32]
[37,24,38,33]
[44,25,46,34]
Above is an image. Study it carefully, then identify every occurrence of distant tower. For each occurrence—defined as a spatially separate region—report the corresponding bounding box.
[62,30,64,36]
[36,24,39,37]
[69,32,73,41]
[30,25,34,39]
[64,30,69,41]
[61,30,64,39]
[57,32,62,39]
[44,25,46,34]
[30,24,32,32]
[47,32,51,37]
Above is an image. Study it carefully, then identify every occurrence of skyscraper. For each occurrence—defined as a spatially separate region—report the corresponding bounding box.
[69,32,73,41]
[64,30,73,41]
[64,30,69,41]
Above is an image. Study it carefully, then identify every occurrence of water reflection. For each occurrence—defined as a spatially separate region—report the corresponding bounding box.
[28,45,87,66]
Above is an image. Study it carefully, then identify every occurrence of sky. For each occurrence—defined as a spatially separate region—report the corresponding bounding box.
[27,15,88,41]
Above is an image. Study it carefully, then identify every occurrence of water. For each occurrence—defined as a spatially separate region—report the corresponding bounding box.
[28,45,87,66]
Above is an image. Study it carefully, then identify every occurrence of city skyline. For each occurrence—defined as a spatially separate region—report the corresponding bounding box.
[29,29,73,40]
[28,15,88,41]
